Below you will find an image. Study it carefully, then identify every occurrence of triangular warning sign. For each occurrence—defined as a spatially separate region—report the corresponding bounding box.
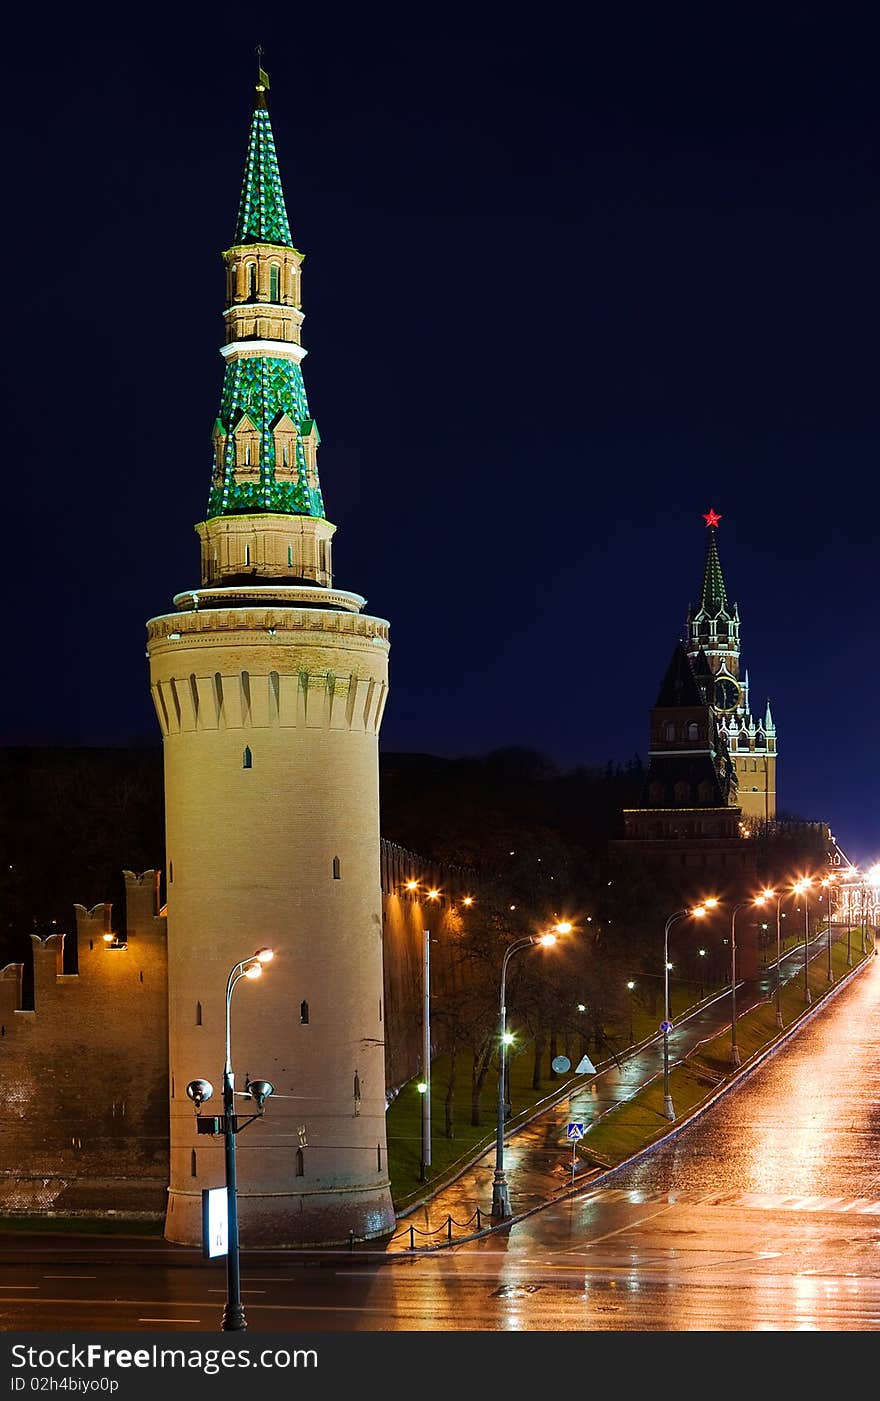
[575,1054,596,1075]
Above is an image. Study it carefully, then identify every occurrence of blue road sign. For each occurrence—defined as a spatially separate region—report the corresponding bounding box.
[566,1122,585,1141]
[660,1019,673,1033]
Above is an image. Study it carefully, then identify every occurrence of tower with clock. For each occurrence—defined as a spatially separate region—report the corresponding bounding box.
[685,510,777,824]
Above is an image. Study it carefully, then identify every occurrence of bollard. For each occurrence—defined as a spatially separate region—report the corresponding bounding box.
[409,1225,415,1249]
[447,1215,453,1242]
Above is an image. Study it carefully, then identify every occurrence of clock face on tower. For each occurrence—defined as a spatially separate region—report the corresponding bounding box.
[713,677,741,713]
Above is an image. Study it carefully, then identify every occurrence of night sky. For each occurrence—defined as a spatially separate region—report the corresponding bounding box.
[4,7,880,860]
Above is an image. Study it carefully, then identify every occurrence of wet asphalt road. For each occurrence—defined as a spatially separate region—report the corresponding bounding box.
[0,951,878,1331]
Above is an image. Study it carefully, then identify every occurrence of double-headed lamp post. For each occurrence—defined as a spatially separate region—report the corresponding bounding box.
[221,946,274,1332]
[793,878,813,1006]
[662,900,716,1121]
[491,921,571,1218]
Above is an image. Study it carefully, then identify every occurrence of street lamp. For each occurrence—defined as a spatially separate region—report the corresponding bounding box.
[729,896,767,1068]
[761,887,785,1031]
[491,923,569,1218]
[820,874,837,984]
[793,878,813,1006]
[662,901,715,1121]
[217,946,274,1332]
[842,866,858,967]
[626,980,635,1043]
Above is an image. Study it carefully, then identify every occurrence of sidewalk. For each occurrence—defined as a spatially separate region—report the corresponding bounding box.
[385,932,874,1252]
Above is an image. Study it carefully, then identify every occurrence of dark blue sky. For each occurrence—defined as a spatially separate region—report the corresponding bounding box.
[4,6,880,861]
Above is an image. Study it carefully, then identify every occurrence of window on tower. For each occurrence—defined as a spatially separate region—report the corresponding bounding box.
[270,264,280,301]
[247,262,257,298]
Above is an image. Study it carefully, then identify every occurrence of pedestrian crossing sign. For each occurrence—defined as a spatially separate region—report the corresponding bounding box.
[566,1122,585,1141]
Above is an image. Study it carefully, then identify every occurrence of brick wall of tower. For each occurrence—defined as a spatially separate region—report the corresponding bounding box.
[0,871,169,1217]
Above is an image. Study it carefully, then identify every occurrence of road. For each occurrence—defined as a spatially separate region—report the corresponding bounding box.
[0,949,878,1331]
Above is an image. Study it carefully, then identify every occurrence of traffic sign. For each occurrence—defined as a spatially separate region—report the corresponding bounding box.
[551,1055,571,1073]
[660,1019,673,1033]
[575,1053,596,1074]
[566,1122,585,1141]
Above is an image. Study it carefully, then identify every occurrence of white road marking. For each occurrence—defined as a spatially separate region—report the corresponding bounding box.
[207,1289,266,1294]
[138,1319,202,1325]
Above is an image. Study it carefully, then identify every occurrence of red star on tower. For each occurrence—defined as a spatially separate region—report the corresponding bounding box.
[702,508,722,528]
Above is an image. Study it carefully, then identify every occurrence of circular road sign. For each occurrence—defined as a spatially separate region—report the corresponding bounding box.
[551,1055,571,1073]
[660,1019,673,1033]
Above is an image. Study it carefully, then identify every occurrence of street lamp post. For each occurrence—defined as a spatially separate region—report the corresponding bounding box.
[420,927,431,1182]
[761,888,785,1031]
[662,901,714,1121]
[727,902,752,1068]
[820,875,836,984]
[220,946,274,1333]
[793,878,813,1006]
[491,923,570,1218]
[626,980,635,1043]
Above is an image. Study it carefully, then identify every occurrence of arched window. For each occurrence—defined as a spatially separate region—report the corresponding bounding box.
[664,723,676,742]
[295,1149,304,1177]
[687,722,698,741]
[190,1149,197,1177]
[245,544,250,566]
[242,746,252,769]
[247,262,257,298]
[332,856,341,879]
[288,544,293,567]
[300,1000,309,1024]
[270,264,280,301]
[196,1001,202,1026]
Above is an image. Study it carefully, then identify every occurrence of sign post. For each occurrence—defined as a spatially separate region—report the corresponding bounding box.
[566,1121,585,1186]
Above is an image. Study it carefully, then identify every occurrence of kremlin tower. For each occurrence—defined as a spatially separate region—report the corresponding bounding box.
[685,510,777,824]
[146,69,395,1246]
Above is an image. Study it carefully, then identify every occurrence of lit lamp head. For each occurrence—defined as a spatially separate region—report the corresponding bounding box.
[536,932,557,947]
[427,889,440,902]
[626,980,635,990]
[462,896,474,907]
[405,880,419,893]
[553,921,573,934]
[762,887,776,901]
[254,947,274,964]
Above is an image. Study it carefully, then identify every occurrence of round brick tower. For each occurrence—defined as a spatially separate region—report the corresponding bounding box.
[147,69,394,1247]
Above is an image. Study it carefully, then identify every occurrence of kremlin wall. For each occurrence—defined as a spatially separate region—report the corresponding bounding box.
[0,848,466,1221]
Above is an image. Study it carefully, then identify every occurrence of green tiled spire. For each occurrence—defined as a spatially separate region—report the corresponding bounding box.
[234,74,293,248]
[207,73,326,522]
[700,525,728,615]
